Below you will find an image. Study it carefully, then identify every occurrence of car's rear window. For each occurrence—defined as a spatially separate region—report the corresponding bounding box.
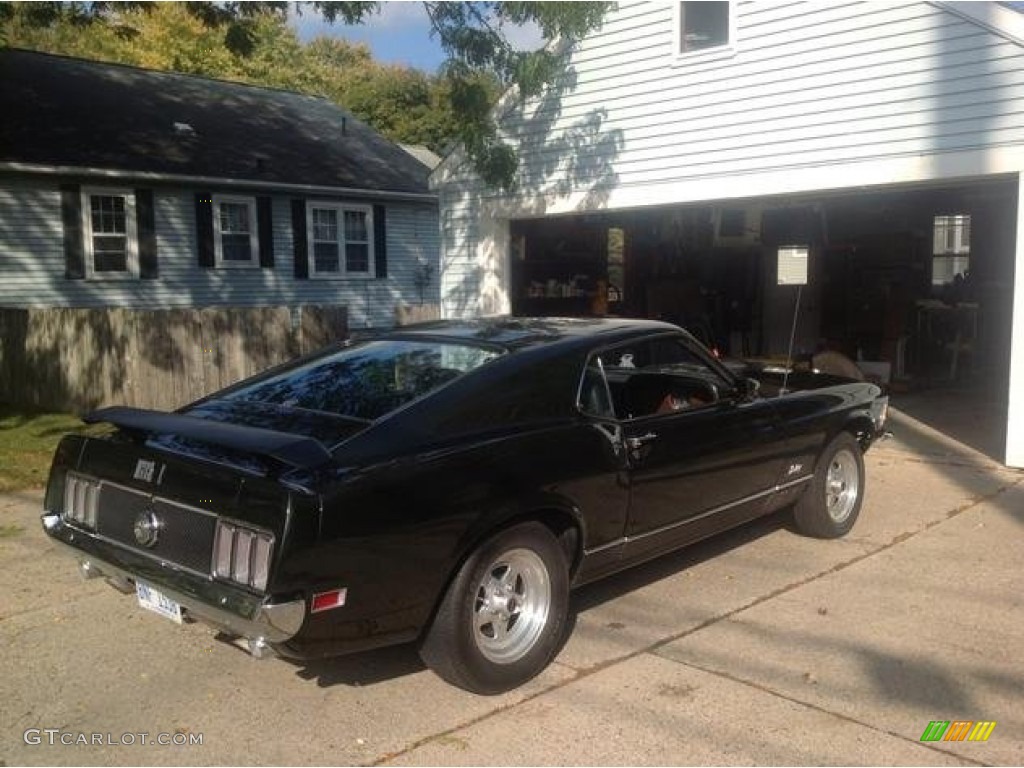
[224,339,501,421]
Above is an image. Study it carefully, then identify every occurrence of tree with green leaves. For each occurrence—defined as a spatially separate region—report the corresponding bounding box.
[1,1,611,187]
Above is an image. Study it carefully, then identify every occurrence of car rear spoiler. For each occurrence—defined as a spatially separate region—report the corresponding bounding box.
[83,406,333,471]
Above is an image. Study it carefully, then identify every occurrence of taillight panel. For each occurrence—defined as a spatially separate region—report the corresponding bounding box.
[212,520,275,592]
[63,473,100,530]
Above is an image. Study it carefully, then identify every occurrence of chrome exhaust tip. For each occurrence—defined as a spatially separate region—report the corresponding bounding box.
[78,560,100,580]
[247,636,273,660]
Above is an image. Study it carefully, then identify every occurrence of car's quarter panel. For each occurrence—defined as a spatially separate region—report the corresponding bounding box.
[290,417,629,658]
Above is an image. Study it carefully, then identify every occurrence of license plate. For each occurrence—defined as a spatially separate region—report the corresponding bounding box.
[136,581,182,624]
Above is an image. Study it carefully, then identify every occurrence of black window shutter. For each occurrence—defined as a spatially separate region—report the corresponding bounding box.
[195,192,215,268]
[257,196,275,269]
[291,198,308,279]
[61,183,85,279]
[373,204,387,278]
[135,188,158,279]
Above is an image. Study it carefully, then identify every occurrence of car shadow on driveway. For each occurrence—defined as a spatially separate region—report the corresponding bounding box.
[568,509,790,619]
[289,642,427,688]
[285,510,791,690]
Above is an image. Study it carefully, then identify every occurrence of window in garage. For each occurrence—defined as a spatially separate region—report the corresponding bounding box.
[932,214,971,286]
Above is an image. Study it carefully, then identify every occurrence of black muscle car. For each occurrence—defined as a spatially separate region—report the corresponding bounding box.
[42,317,889,694]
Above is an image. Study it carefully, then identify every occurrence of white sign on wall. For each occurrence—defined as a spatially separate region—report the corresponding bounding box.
[777,245,809,286]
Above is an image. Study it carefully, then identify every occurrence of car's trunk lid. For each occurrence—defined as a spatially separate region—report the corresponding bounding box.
[61,401,368,570]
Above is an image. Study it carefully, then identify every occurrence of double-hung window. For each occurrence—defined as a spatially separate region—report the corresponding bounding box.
[81,187,138,279]
[307,203,375,278]
[213,195,259,268]
[675,1,735,60]
[932,214,971,286]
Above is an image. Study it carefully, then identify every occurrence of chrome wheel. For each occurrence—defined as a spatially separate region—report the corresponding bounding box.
[421,522,569,694]
[472,548,551,664]
[826,448,860,523]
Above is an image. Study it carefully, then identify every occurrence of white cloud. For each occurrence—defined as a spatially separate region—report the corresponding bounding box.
[499,19,545,52]
[291,2,430,42]
[372,2,431,31]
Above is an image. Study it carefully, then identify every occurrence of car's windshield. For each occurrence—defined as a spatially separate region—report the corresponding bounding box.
[225,339,502,421]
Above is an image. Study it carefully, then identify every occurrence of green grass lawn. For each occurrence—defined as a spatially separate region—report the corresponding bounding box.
[0,405,103,492]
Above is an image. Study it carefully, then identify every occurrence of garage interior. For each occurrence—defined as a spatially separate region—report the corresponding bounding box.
[509,176,1018,461]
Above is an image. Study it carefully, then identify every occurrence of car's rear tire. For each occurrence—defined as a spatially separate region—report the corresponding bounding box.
[419,522,569,695]
[793,432,865,538]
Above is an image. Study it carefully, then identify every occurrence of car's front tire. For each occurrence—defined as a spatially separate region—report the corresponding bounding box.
[419,521,569,695]
[793,432,865,538]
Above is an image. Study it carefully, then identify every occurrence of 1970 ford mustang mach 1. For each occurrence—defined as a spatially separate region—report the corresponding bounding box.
[42,317,888,693]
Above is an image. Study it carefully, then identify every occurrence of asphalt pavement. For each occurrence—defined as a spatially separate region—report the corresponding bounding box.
[1,405,1021,766]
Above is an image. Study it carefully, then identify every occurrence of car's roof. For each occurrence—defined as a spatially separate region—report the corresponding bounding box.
[382,316,684,353]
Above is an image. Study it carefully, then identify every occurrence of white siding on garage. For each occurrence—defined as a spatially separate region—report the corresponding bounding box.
[435,0,1024,318]
[0,176,440,329]
[507,0,1024,195]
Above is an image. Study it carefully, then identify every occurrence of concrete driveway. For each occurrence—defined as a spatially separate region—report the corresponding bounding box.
[2,406,1022,766]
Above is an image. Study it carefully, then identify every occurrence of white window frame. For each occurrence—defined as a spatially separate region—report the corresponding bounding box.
[212,194,259,269]
[81,187,139,280]
[305,202,376,279]
[933,214,971,256]
[672,1,737,66]
[931,213,971,286]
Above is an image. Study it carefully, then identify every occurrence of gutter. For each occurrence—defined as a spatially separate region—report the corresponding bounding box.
[931,1,1024,47]
[0,162,438,203]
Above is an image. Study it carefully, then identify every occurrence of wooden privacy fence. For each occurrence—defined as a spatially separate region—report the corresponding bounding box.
[0,305,348,413]
[394,303,441,326]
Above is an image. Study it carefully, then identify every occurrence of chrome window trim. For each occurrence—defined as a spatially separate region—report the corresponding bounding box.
[577,330,738,423]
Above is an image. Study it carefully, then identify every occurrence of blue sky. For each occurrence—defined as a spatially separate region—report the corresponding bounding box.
[292,1,544,73]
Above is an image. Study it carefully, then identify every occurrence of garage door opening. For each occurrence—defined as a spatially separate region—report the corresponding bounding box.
[509,178,1017,462]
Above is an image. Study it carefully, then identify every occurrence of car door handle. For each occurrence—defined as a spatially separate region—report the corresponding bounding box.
[626,432,658,450]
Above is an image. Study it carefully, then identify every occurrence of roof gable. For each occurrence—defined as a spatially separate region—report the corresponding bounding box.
[0,49,431,195]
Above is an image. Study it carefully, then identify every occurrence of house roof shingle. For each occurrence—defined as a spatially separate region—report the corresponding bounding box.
[0,48,431,196]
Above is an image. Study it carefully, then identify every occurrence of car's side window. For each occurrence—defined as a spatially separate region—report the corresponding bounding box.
[594,335,734,421]
[577,359,616,419]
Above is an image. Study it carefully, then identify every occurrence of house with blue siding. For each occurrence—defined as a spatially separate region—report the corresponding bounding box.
[433,0,1024,469]
[0,49,440,329]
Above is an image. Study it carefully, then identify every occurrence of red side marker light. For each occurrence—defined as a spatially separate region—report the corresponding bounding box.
[311,589,347,613]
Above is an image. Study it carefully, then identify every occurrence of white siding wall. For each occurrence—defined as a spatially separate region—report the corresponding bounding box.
[436,0,1024,318]
[0,176,440,329]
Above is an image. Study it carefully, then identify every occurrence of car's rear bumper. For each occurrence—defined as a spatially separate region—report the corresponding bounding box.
[41,513,305,654]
